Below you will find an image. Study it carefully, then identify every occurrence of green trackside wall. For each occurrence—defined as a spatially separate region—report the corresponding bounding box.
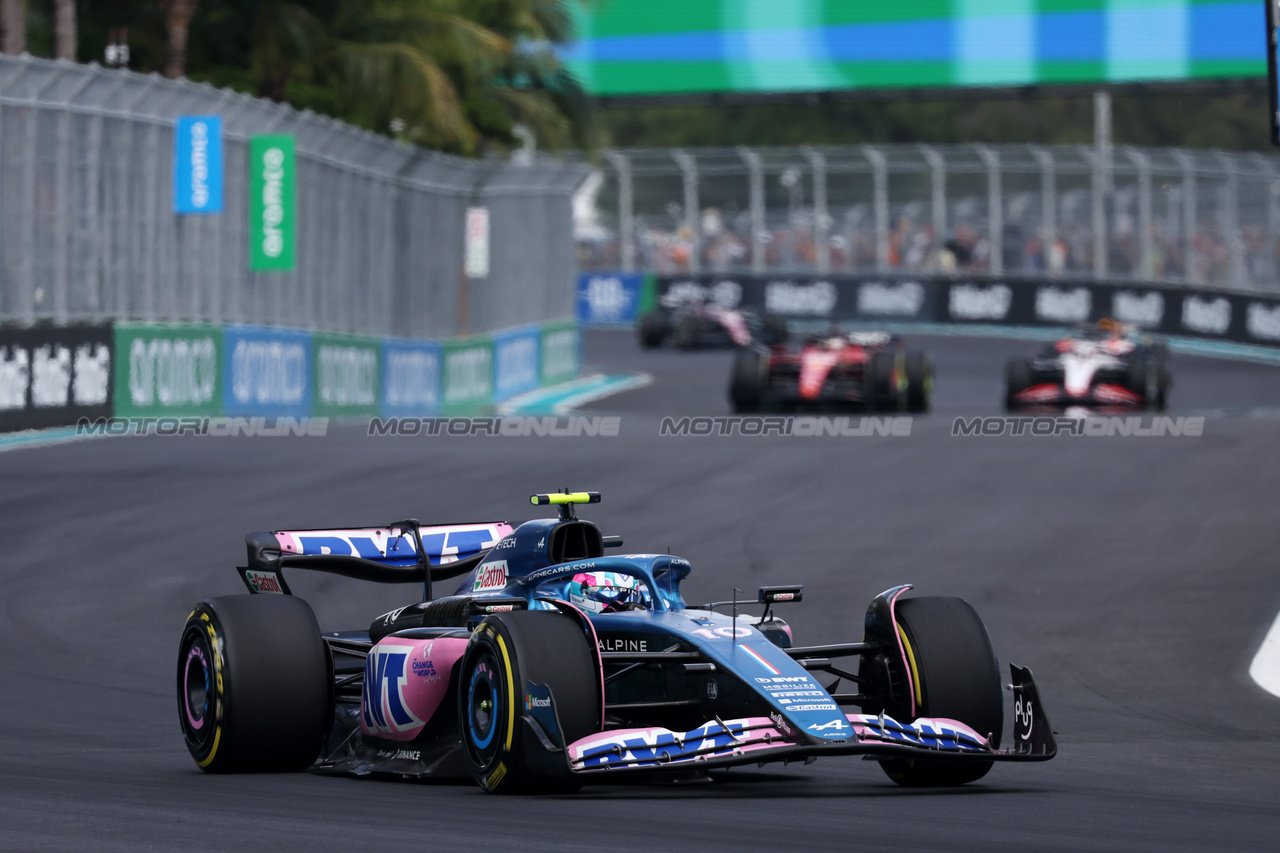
[79,320,580,428]
[113,323,224,418]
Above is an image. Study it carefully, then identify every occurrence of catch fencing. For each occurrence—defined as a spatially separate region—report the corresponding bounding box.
[0,54,586,337]
[579,144,1280,293]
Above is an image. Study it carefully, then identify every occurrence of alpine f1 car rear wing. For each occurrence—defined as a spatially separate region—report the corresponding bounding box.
[237,520,513,600]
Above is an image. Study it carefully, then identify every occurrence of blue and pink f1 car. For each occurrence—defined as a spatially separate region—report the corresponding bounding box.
[177,492,1055,791]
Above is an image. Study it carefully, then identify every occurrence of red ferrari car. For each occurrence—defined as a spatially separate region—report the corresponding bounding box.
[728,331,932,413]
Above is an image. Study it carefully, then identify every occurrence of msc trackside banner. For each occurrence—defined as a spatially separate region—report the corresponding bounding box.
[579,272,1280,348]
[0,326,113,432]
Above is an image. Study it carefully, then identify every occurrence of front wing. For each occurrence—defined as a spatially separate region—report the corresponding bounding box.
[564,664,1054,778]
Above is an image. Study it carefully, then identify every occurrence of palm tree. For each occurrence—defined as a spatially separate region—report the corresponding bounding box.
[54,0,75,60]
[1,0,27,55]
[162,0,199,78]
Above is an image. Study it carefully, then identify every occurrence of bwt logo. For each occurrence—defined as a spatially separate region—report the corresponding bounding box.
[362,647,425,735]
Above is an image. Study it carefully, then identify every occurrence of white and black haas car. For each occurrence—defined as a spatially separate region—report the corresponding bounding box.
[176,491,1055,793]
[638,294,788,350]
[1005,318,1170,411]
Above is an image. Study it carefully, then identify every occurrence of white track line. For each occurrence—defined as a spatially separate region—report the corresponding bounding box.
[1249,610,1280,698]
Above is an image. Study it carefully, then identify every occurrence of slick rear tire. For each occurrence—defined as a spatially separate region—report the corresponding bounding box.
[177,595,332,773]
[904,350,933,413]
[638,311,668,349]
[729,347,769,413]
[459,611,601,794]
[877,596,1003,787]
[1005,358,1032,410]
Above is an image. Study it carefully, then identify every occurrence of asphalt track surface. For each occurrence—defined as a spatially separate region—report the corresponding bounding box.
[3,330,1280,852]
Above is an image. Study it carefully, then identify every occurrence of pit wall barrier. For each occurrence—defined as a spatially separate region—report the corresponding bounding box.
[576,272,1280,348]
[0,321,580,433]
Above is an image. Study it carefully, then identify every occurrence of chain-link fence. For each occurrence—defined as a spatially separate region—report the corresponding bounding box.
[0,55,587,337]
[578,144,1280,293]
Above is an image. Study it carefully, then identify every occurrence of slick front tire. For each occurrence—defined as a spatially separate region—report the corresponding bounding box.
[904,350,933,413]
[869,350,905,411]
[1004,358,1033,411]
[177,595,332,773]
[728,347,769,413]
[878,597,1003,787]
[458,611,601,794]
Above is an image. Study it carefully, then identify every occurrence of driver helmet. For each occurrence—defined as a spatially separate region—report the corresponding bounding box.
[1096,316,1124,337]
[567,571,650,613]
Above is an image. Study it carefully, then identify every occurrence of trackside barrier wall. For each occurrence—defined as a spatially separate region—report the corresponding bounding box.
[0,325,113,431]
[0,320,580,432]
[576,272,1280,349]
[540,321,581,387]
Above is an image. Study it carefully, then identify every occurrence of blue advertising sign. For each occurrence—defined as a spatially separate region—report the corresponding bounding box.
[174,116,224,214]
[223,325,311,417]
[492,325,541,402]
[576,272,642,325]
[381,339,442,416]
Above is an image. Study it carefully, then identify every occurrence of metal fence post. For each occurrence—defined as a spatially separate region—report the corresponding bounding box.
[919,145,947,246]
[672,149,700,273]
[1031,147,1057,275]
[804,148,829,274]
[861,145,889,272]
[738,147,765,273]
[1093,91,1112,280]
[604,150,634,272]
[1125,148,1153,279]
[1214,151,1245,289]
[1174,150,1198,284]
[1252,152,1279,286]
[975,145,1003,275]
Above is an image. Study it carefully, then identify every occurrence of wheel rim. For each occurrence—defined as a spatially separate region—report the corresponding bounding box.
[465,649,505,767]
[178,627,215,752]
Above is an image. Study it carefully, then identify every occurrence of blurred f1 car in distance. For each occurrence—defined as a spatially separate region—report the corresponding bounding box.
[1005,318,1170,411]
[729,330,933,414]
[638,295,789,349]
[177,491,1054,793]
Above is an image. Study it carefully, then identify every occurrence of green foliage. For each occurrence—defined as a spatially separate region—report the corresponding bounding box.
[70,0,588,155]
